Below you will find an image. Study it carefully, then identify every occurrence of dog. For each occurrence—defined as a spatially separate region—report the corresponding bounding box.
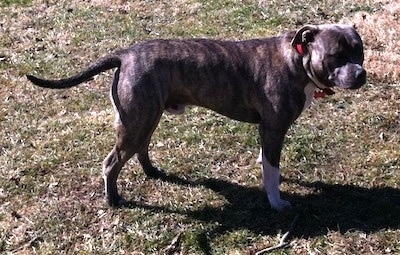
[27,24,366,211]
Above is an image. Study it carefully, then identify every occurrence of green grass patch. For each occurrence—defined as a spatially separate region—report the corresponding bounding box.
[0,0,31,7]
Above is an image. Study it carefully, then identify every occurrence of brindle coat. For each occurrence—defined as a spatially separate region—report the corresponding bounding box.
[27,24,366,211]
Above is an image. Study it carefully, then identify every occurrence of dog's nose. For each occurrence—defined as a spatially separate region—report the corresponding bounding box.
[355,68,366,83]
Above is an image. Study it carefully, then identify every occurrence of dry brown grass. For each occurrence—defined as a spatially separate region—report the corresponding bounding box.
[343,0,400,83]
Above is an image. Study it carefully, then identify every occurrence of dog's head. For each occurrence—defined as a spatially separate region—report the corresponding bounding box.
[291,24,366,90]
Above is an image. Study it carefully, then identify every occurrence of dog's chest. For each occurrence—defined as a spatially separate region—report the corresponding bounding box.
[302,82,316,111]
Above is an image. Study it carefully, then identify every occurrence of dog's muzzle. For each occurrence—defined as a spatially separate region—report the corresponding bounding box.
[329,64,366,89]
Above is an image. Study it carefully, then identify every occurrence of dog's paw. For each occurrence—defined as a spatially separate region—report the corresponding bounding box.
[269,198,292,212]
[107,194,127,207]
[143,166,165,178]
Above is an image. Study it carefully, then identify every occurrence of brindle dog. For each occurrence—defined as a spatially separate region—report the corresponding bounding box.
[27,24,366,211]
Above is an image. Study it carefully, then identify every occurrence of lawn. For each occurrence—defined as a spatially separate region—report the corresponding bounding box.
[1,0,399,254]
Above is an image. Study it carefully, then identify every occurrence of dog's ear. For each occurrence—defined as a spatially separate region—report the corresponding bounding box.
[291,25,319,47]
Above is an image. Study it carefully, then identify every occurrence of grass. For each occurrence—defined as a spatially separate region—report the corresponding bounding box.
[1,0,399,254]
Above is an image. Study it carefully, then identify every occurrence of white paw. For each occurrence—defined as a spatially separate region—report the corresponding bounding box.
[269,197,292,212]
[256,149,262,164]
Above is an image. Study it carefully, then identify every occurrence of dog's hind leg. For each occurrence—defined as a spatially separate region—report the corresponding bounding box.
[137,131,164,178]
[103,140,135,207]
[103,113,163,206]
[103,69,164,206]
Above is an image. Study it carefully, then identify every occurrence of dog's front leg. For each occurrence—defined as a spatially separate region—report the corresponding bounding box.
[259,124,291,211]
[261,158,291,211]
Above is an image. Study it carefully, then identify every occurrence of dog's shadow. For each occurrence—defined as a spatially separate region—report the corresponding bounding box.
[128,172,400,250]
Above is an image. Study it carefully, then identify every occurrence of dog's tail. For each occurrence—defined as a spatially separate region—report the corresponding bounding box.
[26,53,122,89]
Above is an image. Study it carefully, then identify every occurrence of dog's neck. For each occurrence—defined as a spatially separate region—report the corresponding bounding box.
[295,44,335,98]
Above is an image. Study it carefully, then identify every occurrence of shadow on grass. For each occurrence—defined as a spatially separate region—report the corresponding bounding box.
[128,173,400,251]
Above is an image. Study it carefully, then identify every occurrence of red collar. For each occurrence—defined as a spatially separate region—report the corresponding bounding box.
[314,88,335,99]
[296,44,304,56]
